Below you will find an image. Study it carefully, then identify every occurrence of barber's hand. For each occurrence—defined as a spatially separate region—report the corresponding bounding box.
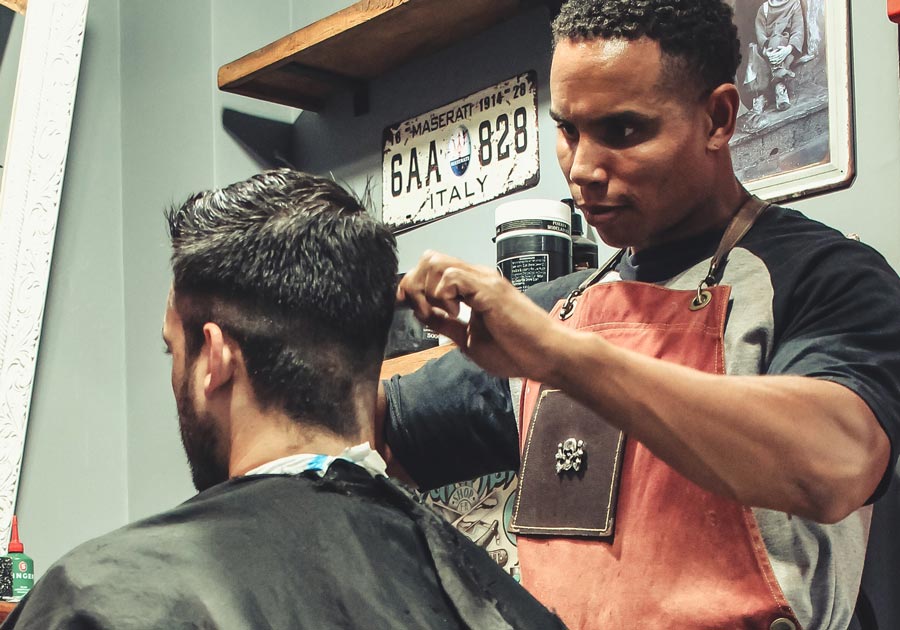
[397,251,568,382]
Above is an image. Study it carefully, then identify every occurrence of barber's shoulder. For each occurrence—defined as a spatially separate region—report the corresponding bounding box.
[738,205,900,319]
[744,205,892,266]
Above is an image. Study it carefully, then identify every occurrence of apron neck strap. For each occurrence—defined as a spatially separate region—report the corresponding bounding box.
[577,248,626,292]
[689,192,771,311]
[559,192,772,317]
[559,249,625,320]
[574,192,770,294]
[702,193,771,288]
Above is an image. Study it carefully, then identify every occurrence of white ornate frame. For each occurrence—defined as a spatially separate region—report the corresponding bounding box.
[737,0,854,203]
[0,0,88,550]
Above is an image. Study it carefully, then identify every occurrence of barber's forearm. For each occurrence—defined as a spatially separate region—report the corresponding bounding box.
[547,328,890,523]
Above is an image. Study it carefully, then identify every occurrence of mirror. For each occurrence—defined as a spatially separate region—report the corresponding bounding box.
[0,0,88,550]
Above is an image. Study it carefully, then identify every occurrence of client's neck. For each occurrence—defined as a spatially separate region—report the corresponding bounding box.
[221,373,380,477]
[228,416,365,477]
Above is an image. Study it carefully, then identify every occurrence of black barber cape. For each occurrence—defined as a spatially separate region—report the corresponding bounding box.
[3,461,565,629]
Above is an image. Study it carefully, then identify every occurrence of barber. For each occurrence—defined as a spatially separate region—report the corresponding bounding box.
[379,1,900,629]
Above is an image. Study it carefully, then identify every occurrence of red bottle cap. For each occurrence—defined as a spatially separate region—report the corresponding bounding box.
[7,515,23,553]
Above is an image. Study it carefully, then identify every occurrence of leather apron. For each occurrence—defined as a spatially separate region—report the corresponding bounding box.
[510,197,801,630]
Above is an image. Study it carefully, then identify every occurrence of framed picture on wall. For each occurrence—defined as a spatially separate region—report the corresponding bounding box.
[728,0,854,202]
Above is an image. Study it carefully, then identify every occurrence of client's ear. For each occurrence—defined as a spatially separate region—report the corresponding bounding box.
[202,323,236,396]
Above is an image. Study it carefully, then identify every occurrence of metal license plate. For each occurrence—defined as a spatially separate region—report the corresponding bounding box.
[382,71,540,233]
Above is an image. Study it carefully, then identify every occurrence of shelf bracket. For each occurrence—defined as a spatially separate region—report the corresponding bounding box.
[282,62,370,116]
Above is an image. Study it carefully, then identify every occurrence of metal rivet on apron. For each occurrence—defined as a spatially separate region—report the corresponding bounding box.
[558,287,584,321]
[769,618,797,630]
[555,437,585,474]
[689,289,712,311]
[559,298,577,320]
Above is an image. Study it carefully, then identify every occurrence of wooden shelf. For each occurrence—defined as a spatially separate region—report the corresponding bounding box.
[0,0,27,15]
[217,0,546,114]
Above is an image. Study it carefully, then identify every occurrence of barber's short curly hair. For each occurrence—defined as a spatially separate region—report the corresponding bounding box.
[552,0,741,95]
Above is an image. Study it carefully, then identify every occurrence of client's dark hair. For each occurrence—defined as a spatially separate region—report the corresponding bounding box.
[552,0,741,96]
[166,169,397,437]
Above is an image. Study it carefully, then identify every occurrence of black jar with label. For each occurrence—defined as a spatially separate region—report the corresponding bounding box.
[495,199,573,292]
[563,198,600,271]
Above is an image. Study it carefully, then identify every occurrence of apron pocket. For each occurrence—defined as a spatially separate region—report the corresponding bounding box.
[511,387,626,539]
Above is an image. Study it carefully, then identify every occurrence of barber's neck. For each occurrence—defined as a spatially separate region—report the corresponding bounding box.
[706,181,749,235]
[678,167,750,246]
[629,176,748,255]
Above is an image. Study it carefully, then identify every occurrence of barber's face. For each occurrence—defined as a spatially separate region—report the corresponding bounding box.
[550,37,716,251]
[163,290,229,492]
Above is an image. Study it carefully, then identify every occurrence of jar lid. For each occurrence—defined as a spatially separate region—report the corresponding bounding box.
[495,199,571,227]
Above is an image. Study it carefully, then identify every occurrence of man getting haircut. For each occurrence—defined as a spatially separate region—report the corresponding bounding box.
[5,169,565,630]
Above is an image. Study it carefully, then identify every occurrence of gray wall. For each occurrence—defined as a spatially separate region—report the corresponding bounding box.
[119,0,303,521]
[792,1,900,270]
[118,0,336,521]
[14,0,128,576]
[11,3,900,615]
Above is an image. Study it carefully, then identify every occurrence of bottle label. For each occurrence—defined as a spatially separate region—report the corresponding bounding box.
[8,555,33,599]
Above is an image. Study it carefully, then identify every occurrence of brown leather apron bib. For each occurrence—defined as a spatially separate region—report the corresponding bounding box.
[510,198,802,630]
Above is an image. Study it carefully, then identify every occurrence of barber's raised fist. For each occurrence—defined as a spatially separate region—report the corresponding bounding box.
[397,250,571,383]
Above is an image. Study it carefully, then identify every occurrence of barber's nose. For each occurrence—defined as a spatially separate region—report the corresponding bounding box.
[568,139,610,188]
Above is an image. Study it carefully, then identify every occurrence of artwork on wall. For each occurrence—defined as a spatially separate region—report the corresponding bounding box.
[728,0,854,202]
[423,472,521,582]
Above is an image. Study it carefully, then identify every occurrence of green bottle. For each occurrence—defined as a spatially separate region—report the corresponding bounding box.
[5,516,33,601]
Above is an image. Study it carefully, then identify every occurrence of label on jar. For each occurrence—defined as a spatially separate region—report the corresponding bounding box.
[498,254,550,292]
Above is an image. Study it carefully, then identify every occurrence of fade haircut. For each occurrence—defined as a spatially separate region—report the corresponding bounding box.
[551,0,741,97]
[166,169,398,437]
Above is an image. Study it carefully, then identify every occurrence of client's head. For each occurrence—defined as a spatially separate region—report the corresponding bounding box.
[162,168,398,491]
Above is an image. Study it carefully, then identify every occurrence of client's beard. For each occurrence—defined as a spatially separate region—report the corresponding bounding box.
[176,377,229,492]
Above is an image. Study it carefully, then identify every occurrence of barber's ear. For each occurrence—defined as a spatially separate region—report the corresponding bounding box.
[705,83,740,151]
[202,323,235,396]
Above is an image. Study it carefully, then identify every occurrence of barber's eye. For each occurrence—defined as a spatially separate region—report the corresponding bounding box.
[556,122,577,139]
[605,124,639,147]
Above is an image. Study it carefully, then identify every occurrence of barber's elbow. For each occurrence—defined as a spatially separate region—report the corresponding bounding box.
[804,494,862,525]
[791,481,858,524]
[796,455,887,524]
[800,400,891,523]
